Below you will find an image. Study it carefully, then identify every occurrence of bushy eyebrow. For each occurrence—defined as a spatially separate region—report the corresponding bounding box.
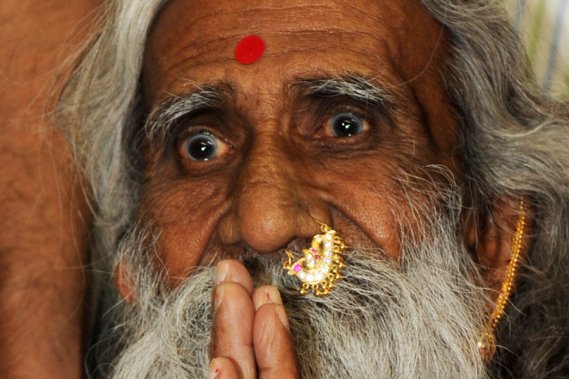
[143,74,393,144]
[144,83,233,144]
[290,74,394,108]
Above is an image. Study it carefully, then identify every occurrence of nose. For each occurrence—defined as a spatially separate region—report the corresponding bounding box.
[217,134,328,253]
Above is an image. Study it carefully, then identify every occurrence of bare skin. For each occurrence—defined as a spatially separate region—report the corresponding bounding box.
[0,1,98,377]
[209,260,298,379]
[141,0,458,281]
[0,0,527,376]
[129,1,533,377]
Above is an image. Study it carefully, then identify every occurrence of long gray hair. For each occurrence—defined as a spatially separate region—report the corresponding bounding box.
[57,0,569,377]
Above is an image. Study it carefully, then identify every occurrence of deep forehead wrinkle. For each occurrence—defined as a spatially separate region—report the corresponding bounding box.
[155,1,387,35]
[143,0,450,109]
[144,0,407,91]
[159,29,385,73]
[144,74,394,143]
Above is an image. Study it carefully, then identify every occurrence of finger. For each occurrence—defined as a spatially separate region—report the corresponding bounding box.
[207,357,242,379]
[214,260,254,293]
[253,286,299,379]
[212,260,256,379]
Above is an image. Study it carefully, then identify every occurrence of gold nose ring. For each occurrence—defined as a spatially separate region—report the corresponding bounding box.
[283,224,347,297]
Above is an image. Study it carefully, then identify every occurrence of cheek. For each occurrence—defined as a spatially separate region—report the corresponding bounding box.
[312,158,402,256]
[139,176,231,284]
[310,137,451,257]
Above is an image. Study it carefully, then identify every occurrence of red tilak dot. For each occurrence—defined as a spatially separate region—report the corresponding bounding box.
[234,35,265,65]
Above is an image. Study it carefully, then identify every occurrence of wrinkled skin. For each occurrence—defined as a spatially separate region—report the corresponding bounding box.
[141,0,457,281]
[139,0,463,377]
[0,0,531,377]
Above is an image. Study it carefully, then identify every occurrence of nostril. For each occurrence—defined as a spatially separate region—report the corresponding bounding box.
[218,142,331,255]
[217,212,240,246]
[284,238,311,253]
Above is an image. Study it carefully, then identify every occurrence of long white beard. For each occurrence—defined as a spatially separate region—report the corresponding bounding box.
[104,212,490,379]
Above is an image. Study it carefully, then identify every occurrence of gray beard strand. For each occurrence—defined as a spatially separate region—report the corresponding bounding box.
[105,213,490,379]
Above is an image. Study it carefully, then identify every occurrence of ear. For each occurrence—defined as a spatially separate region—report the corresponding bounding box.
[114,259,137,304]
[464,195,533,295]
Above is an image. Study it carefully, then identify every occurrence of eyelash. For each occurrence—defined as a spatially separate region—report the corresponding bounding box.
[305,100,377,137]
[169,100,379,162]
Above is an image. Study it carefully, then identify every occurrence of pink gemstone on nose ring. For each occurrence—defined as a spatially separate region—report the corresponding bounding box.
[283,224,348,297]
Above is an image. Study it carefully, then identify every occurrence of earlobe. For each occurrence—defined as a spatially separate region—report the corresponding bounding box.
[470,195,532,360]
[466,195,533,293]
[114,259,137,304]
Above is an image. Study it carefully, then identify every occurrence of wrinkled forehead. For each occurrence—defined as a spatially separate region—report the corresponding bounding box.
[143,0,448,104]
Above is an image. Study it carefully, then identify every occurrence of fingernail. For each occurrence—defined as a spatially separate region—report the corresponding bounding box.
[207,360,221,379]
[254,286,282,310]
[255,287,290,330]
[214,261,229,285]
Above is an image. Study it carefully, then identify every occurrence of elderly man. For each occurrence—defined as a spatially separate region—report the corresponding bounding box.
[55,0,569,377]
[2,0,569,377]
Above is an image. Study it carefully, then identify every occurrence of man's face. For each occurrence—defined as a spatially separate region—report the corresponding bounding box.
[108,2,494,377]
[140,0,460,282]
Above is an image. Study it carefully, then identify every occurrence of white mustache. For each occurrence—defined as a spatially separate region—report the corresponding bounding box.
[104,215,490,379]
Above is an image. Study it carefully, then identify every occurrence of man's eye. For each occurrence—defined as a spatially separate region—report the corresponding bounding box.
[181,131,228,161]
[327,112,368,138]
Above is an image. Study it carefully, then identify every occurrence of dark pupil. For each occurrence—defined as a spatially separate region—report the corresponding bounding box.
[332,114,362,137]
[188,135,216,161]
